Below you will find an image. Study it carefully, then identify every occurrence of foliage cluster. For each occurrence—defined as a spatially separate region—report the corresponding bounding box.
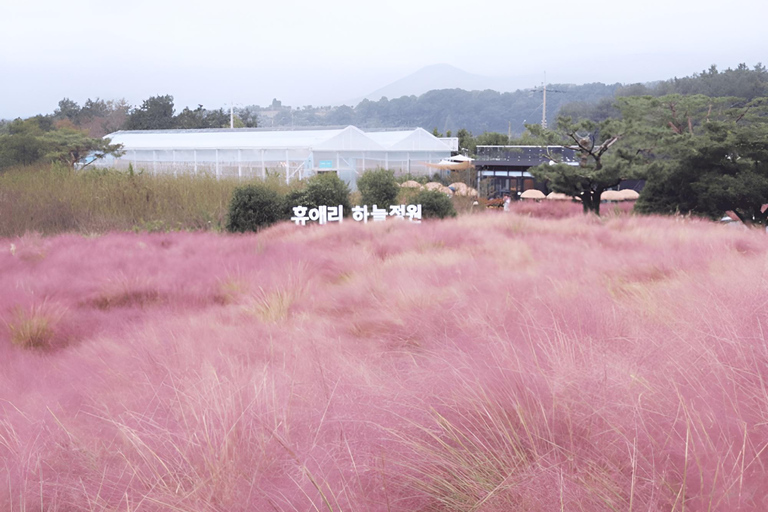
[527,91,768,225]
[414,189,457,219]
[227,172,352,233]
[124,95,258,130]
[0,96,258,148]
[526,116,631,215]
[626,95,768,225]
[225,168,464,233]
[0,116,123,171]
[356,168,400,209]
[622,63,768,101]
[225,183,286,233]
[52,97,131,137]
[558,63,767,122]
[284,172,352,213]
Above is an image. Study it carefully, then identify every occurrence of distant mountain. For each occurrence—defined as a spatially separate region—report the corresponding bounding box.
[260,83,621,135]
[357,64,540,102]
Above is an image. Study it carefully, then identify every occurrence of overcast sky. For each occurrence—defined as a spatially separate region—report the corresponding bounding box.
[1,0,766,119]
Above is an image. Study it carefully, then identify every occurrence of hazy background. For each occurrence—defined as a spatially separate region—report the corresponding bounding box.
[2,0,766,119]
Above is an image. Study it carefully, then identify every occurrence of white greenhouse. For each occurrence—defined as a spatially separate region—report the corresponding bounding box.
[98,126,455,187]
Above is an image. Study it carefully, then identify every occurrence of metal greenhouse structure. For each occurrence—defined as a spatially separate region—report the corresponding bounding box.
[98,126,456,187]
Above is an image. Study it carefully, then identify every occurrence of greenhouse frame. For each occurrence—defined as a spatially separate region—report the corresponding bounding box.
[98,126,456,187]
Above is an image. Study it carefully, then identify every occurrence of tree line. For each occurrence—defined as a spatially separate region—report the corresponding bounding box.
[0,96,259,170]
[527,93,768,227]
[1,63,765,227]
[559,63,768,122]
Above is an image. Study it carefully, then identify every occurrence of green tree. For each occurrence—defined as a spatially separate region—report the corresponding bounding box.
[650,63,768,101]
[125,95,175,130]
[414,189,456,219]
[357,168,400,209]
[457,129,517,156]
[79,99,130,137]
[475,132,509,146]
[624,95,768,226]
[226,183,285,233]
[558,97,620,122]
[286,172,351,215]
[0,118,124,170]
[235,106,259,127]
[527,117,632,215]
[41,129,125,168]
[80,98,110,121]
[54,98,82,124]
[457,128,474,154]
[175,105,209,129]
[0,119,47,169]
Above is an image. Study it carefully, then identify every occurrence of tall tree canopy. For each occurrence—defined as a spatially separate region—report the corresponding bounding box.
[174,105,229,129]
[0,118,50,169]
[622,95,768,226]
[526,117,638,215]
[125,95,176,130]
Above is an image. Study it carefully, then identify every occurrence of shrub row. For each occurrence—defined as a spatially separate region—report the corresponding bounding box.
[226,170,456,233]
[0,164,456,236]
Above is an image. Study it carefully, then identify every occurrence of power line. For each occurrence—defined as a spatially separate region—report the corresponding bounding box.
[529,74,569,128]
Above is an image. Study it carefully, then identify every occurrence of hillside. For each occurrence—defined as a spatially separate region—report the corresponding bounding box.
[265,82,621,135]
[263,64,767,134]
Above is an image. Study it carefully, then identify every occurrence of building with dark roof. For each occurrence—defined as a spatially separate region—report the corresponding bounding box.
[474,145,643,198]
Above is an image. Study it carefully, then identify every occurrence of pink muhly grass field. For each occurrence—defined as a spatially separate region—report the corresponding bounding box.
[508,198,636,218]
[1,213,767,511]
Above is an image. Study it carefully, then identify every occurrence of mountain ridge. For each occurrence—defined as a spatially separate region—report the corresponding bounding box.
[351,63,542,104]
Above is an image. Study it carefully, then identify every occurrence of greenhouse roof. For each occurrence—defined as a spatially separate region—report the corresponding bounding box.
[367,128,451,151]
[105,126,453,152]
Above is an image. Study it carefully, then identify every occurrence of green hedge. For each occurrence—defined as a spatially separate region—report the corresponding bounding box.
[358,168,400,209]
[226,183,285,233]
[285,172,351,215]
[414,189,457,219]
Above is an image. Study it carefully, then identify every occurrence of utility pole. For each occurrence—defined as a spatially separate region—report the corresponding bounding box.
[532,74,566,129]
[541,72,547,129]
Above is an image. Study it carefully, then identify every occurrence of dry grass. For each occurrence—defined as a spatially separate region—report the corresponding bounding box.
[0,163,247,236]
[5,301,66,350]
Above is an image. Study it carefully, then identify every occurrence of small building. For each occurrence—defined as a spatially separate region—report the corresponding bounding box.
[98,126,453,188]
[474,145,577,198]
[474,145,644,198]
